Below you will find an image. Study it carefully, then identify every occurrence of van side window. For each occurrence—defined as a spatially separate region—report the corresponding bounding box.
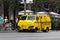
[20,16,27,20]
[36,17,39,20]
[40,17,42,19]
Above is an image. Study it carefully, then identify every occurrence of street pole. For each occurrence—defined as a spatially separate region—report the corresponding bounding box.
[29,1,31,10]
[24,0,26,15]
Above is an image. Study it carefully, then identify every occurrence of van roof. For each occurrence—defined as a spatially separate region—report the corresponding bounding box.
[21,14,49,16]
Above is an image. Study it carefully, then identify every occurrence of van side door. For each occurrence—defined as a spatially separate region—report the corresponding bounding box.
[36,16,41,29]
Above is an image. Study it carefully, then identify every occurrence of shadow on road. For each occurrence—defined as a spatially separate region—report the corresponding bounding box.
[17,30,49,33]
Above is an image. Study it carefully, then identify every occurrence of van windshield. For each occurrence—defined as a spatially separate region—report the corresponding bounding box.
[28,16,35,20]
[20,16,27,20]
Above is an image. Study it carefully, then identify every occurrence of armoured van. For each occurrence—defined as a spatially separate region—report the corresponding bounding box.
[17,14,51,32]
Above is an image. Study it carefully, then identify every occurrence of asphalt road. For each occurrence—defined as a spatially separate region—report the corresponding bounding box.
[0,31,60,40]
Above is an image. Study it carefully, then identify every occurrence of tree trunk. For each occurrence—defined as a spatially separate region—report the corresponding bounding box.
[3,1,9,20]
[13,6,16,30]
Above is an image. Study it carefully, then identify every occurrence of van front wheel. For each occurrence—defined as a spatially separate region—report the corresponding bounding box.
[34,27,38,32]
[43,27,49,32]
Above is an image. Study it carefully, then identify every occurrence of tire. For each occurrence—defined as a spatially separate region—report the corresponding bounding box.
[29,27,38,32]
[43,27,49,32]
[34,27,38,32]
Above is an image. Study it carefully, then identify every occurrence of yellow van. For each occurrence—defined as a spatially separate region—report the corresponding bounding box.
[17,14,51,32]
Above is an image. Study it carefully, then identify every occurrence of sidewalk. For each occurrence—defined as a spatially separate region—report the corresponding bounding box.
[0,30,17,33]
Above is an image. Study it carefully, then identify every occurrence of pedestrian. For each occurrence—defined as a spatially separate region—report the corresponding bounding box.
[4,16,9,31]
[4,16,8,23]
[0,16,4,30]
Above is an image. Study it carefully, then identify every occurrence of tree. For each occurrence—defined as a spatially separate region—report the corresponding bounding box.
[3,0,10,19]
[2,0,21,29]
[32,0,60,12]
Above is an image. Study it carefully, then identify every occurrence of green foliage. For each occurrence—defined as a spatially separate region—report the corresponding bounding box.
[52,19,60,27]
[32,0,60,12]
